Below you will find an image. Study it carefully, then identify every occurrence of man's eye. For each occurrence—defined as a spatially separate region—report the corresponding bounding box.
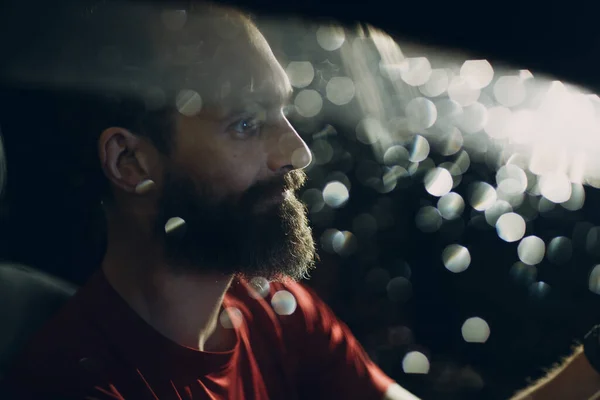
[231,118,261,138]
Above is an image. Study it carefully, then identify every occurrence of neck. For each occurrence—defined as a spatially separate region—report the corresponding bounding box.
[101,208,235,352]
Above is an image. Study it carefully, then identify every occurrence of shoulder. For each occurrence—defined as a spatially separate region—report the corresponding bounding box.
[5,281,116,398]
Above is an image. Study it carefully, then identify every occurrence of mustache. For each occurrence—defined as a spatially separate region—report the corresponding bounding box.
[242,169,307,204]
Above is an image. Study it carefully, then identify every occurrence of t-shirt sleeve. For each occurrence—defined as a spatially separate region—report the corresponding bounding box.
[279,282,395,400]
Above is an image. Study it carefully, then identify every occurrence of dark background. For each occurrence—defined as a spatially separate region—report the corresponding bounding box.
[1,1,600,399]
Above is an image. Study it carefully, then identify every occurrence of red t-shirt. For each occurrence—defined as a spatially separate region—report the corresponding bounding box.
[6,271,394,399]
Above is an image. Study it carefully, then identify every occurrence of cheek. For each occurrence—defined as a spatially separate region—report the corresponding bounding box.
[191,147,263,199]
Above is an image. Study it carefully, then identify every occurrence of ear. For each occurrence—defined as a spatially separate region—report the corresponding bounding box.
[98,127,154,194]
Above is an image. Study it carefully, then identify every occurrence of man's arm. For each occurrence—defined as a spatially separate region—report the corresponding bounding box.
[512,345,600,400]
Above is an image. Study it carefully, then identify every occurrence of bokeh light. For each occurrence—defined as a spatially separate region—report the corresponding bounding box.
[332,230,358,256]
[539,173,572,203]
[294,89,323,117]
[409,135,430,163]
[442,244,471,273]
[247,277,270,299]
[460,60,494,89]
[316,25,346,51]
[419,68,449,97]
[386,277,413,303]
[402,351,430,374]
[416,206,442,233]
[484,200,512,226]
[589,265,600,295]
[496,212,526,242]
[219,307,243,329]
[286,61,315,88]
[493,76,526,107]
[424,168,453,197]
[547,236,573,265]
[271,290,297,315]
[469,182,497,211]
[518,236,545,265]
[406,97,437,131]
[461,317,490,343]
[326,76,356,105]
[400,57,432,87]
[323,181,349,208]
[437,192,465,220]
[176,89,202,116]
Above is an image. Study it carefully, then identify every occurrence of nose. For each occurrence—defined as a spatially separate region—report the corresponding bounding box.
[266,118,312,173]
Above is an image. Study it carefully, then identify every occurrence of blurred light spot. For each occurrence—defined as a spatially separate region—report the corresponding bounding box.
[496,212,526,242]
[286,62,315,89]
[496,165,528,196]
[574,222,594,249]
[439,127,463,156]
[485,200,512,226]
[510,262,537,285]
[416,206,442,233]
[176,89,203,116]
[539,173,572,203]
[323,181,349,208]
[248,277,270,299]
[518,236,545,265]
[402,351,430,374]
[589,265,600,295]
[586,227,600,257]
[311,140,333,165]
[458,102,488,133]
[494,76,526,107]
[383,145,409,166]
[161,9,187,30]
[547,236,572,265]
[461,317,490,343]
[353,213,378,238]
[271,291,297,315]
[386,277,412,303]
[435,99,464,130]
[448,76,481,106]
[295,90,323,118]
[389,326,414,346]
[424,168,453,197]
[408,135,430,162]
[414,158,436,179]
[400,57,432,86]
[460,60,494,89]
[366,267,391,292]
[529,281,551,299]
[332,231,358,256]
[419,68,449,97]
[219,307,243,329]
[442,244,471,273]
[406,97,437,131]
[485,106,511,139]
[437,192,465,220]
[320,229,341,253]
[561,183,585,211]
[326,76,355,105]
[469,182,497,211]
[520,69,534,80]
[165,217,186,235]
[301,188,324,213]
[454,150,471,174]
[537,197,556,213]
[316,25,346,51]
[292,146,312,170]
[356,117,385,145]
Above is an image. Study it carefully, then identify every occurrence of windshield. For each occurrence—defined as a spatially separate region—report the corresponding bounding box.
[0,3,598,400]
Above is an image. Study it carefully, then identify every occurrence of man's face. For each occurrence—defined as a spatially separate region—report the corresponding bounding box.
[154,24,316,281]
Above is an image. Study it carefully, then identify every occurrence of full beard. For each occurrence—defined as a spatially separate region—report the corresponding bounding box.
[155,168,316,281]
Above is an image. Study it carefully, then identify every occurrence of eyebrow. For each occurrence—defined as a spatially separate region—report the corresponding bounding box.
[223,84,293,115]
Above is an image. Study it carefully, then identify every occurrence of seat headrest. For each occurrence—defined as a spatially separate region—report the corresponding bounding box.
[0,263,77,372]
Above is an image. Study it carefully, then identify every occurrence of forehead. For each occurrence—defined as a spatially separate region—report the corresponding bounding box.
[189,28,292,112]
